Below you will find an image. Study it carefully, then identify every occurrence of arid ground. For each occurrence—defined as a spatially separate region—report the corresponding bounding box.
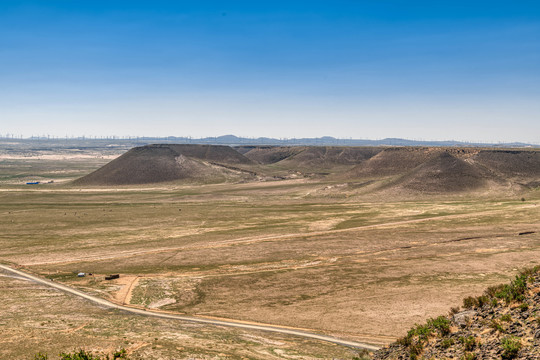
[1,141,539,359]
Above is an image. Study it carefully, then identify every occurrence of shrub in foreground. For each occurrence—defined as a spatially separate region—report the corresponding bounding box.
[500,337,522,360]
[34,349,128,360]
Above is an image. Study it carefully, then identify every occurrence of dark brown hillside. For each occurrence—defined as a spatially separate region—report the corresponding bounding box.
[73,144,255,185]
[275,146,382,168]
[473,150,540,179]
[241,146,306,164]
[241,146,381,167]
[164,144,253,165]
[345,148,540,193]
[346,147,438,178]
[73,145,540,191]
[393,152,488,193]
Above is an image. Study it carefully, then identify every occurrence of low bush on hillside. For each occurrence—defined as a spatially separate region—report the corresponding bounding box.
[33,349,128,360]
[489,319,506,333]
[396,316,454,359]
[462,266,540,310]
[427,316,451,336]
[458,335,477,351]
[352,349,371,360]
[440,338,455,349]
[500,337,522,359]
[374,265,540,360]
[461,352,477,360]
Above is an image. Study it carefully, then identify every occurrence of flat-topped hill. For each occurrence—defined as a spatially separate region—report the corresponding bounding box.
[346,147,436,177]
[240,146,381,167]
[474,150,540,178]
[344,147,540,193]
[73,144,255,185]
[73,145,540,191]
[238,146,306,164]
[391,152,489,193]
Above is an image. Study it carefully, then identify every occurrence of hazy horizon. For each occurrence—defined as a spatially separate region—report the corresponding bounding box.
[1,1,539,143]
[1,134,538,147]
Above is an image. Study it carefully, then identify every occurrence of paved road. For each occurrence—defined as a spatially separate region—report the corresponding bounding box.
[0,264,381,351]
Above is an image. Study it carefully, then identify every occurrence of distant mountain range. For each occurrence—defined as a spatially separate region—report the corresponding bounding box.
[162,135,537,148]
[1,135,538,148]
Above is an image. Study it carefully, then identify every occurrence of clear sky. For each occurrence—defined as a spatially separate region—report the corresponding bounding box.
[1,1,539,143]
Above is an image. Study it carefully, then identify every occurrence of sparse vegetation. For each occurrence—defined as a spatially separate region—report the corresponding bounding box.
[373,266,540,360]
[408,342,423,360]
[450,306,460,315]
[459,336,477,351]
[475,295,489,308]
[463,294,494,309]
[495,273,528,304]
[428,316,451,336]
[2,142,540,359]
[463,296,477,309]
[440,338,454,349]
[33,349,128,360]
[500,337,522,359]
[489,319,506,333]
[352,349,371,360]
[461,352,477,360]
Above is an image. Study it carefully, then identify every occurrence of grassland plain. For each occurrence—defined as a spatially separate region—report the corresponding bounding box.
[1,145,539,359]
[0,272,358,359]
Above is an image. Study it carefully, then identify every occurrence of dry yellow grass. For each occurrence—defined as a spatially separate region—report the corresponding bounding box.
[1,145,539,358]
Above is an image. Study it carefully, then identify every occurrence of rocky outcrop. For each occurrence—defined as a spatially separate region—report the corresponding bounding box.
[372,266,540,360]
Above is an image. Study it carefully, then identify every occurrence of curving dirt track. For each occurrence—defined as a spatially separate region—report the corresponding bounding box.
[0,264,380,351]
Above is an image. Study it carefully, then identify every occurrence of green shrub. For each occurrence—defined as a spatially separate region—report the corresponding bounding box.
[34,349,128,360]
[461,352,477,360]
[396,334,412,347]
[496,274,528,304]
[414,324,432,340]
[111,349,128,359]
[428,316,451,336]
[519,265,540,281]
[500,337,522,359]
[450,306,460,315]
[489,319,505,333]
[409,341,423,360]
[463,296,477,309]
[441,338,455,349]
[475,295,490,308]
[352,349,371,360]
[59,349,101,360]
[485,284,505,298]
[518,303,529,312]
[459,336,476,351]
[500,314,512,322]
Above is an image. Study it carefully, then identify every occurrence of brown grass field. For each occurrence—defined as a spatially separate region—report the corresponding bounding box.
[0,142,539,359]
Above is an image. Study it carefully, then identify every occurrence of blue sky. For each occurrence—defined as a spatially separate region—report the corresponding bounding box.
[1,1,539,142]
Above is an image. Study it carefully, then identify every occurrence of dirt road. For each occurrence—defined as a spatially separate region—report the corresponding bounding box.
[0,263,380,351]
